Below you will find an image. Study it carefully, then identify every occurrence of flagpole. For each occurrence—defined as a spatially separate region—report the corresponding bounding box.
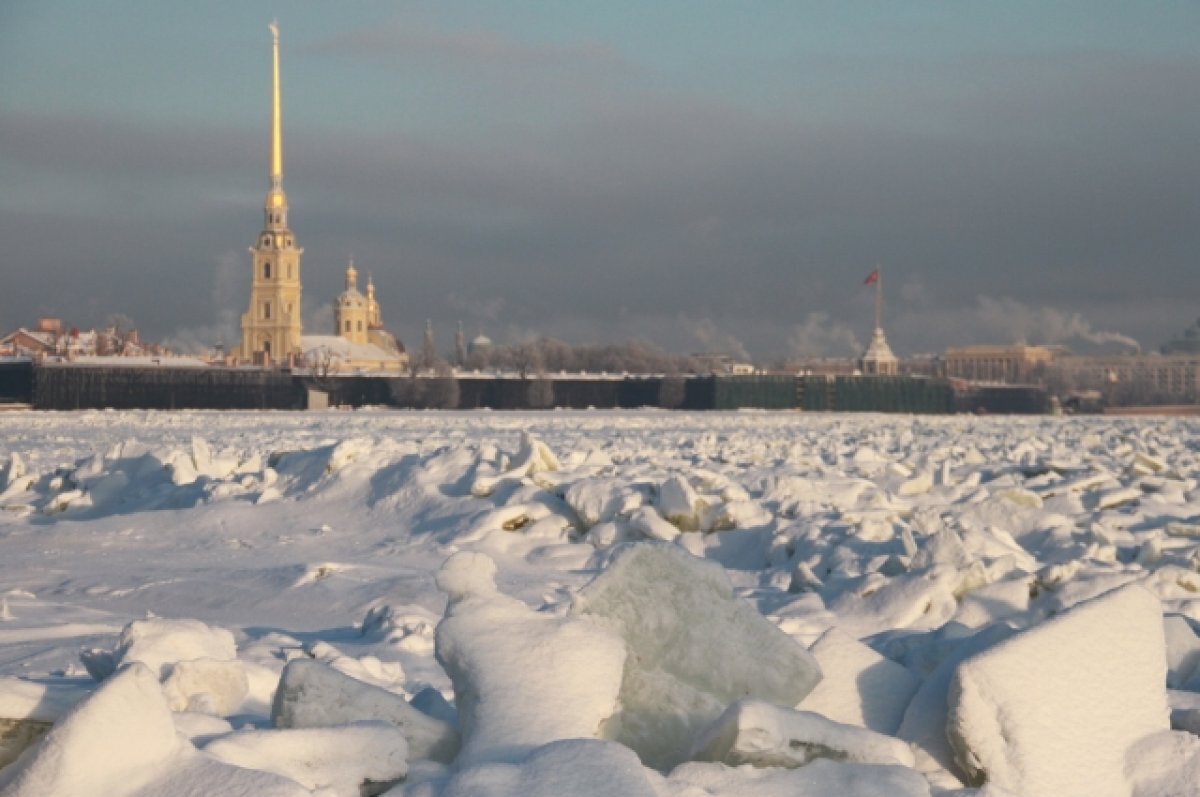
[874,265,883,331]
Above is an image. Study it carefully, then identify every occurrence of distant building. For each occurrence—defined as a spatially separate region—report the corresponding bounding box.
[691,352,756,375]
[301,335,406,375]
[468,333,493,356]
[0,318,58,357]
[937,344,1200,406]
[334,259,370,344]
[790,358,859,377]
[1050,353,1200,404]
[0,317,156,360]
[944,344,1061,384]
[318,260,407,373]
[35,317,62,337]
[860,328,898,376]
[858,268,898,376]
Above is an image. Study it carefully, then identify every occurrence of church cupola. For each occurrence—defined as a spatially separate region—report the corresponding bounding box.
[335,256,369,345]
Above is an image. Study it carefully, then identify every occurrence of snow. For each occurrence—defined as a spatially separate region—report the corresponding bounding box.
[0,679,88,723]
[690,699,915,769]
[469,431,559,498]
[0,663,182,796]
[1164,615,1200,689]
[204,721,408,796]
[54,356,212,369]
[398,738,658,797]
[162,658,248,715]
[81,617,237,681]
[947,584,1169,796]
[300,335,405,369]
[124,753,311,797]
[798,627,920,734]
[628,505,680,541]
[433,551,627,767]
[563,477,647,530]
[664,759,931,797]
[1125,730,1200,797]
[657,475,704,531]
[2,409,1200,794]
[0,679,85,772]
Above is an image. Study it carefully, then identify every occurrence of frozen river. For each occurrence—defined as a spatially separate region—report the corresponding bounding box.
[1,409,1199,795]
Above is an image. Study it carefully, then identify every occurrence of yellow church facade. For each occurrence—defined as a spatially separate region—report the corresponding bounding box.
[300,259,408,374]
[239,23,407,374]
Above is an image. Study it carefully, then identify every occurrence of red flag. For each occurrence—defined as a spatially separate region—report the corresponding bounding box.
[863,269,879,286]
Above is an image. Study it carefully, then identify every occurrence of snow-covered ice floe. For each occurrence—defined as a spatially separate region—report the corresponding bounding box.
[3,409,1200,795]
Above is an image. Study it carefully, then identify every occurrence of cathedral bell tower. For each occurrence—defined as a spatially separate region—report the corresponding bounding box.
[240,22,303,364]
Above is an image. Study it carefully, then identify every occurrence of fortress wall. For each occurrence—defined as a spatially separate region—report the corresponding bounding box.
[33,365,304,411]
[29,366,981,414]
[0,361,33,404]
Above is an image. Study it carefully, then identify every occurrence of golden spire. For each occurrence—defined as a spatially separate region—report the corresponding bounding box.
[345,257,358,291]
[264,21,288,227]
[269,20,282,186]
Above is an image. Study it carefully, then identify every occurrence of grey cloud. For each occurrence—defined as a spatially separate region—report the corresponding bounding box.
[302,20,631,72]
[212,251,244,316]
[155,252,242,353]
[0,111,255,185]
[972,296,1141,352]
[787,313,862,359]
[680,318,751,361]
[446,292,506,324]
[304,302,335,338]
[162,320,235,355]
[890,294,1148,356]
[3,43,1198,360]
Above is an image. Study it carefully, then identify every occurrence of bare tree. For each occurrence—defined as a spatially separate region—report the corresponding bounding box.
[513,341,544,379]
[527,377,555,409]
[389,364,460,410]
[425,360,461,409]
[306,347,341,379]
[417,320,439,373]
[454,322,467,367]
[303,347,342,396]
[462,336,702,375]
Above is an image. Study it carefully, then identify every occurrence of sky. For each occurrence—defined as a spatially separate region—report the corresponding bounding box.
[2,2,1199,360]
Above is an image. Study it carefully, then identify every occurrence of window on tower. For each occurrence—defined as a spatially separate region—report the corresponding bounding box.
[264,302,272,320]
[344,320,351,333]
[264,262,271,279]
